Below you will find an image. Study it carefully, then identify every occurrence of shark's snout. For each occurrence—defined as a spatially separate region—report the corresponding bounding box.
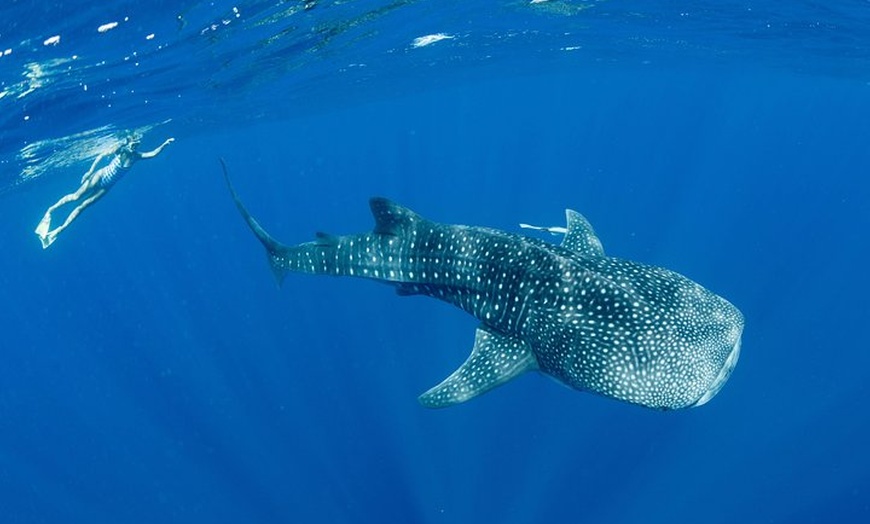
[691,334,742,407]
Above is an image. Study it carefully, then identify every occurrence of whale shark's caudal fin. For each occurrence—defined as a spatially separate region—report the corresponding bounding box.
[220,159,290,286]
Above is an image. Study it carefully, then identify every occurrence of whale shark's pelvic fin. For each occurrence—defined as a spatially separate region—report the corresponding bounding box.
[220,159,290,286]
[419,326,538,408]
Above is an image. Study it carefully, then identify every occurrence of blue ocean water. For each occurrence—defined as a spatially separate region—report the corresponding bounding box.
[1,1,869,522]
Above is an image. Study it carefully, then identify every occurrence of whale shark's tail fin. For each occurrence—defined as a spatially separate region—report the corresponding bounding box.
[220,158,289,286]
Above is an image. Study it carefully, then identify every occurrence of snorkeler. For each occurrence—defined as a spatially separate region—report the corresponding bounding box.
[35,134,174,249]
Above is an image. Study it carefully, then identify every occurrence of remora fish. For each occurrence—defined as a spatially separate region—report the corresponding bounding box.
[222,161,743,410]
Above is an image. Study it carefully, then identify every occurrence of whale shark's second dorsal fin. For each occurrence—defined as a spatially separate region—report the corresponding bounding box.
[562,209,605,258]
[370,197,425,236]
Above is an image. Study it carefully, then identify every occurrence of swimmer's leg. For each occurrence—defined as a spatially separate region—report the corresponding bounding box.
[36,192,77,240]
[45,187,86,214]
[518,223,568,236]
[81,153,107,183]
[40,189,106,249]
[35,183,92,242]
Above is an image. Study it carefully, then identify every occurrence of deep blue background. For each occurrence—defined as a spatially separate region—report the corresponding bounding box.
[1,33,869,524]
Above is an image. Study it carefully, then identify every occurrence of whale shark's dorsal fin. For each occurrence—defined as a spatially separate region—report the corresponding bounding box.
[562,209,605,258]
[520,210,604,258]
[370,197,425,236]
[419,326,539,408]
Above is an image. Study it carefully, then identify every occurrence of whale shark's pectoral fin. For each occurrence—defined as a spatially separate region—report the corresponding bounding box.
[419,327,538,409]
[562,209,605,258]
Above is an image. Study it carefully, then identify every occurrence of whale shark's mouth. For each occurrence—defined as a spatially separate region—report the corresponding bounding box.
[691,336,742,407]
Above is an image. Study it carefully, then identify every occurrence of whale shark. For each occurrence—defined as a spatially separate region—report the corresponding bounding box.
[221,161,743,410]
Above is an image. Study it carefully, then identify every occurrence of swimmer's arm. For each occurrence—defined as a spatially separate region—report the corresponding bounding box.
[139,137,175,159]
[81,153,107,183]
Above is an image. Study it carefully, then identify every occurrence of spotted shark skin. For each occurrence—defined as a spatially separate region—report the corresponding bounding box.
[222,162,743,410]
